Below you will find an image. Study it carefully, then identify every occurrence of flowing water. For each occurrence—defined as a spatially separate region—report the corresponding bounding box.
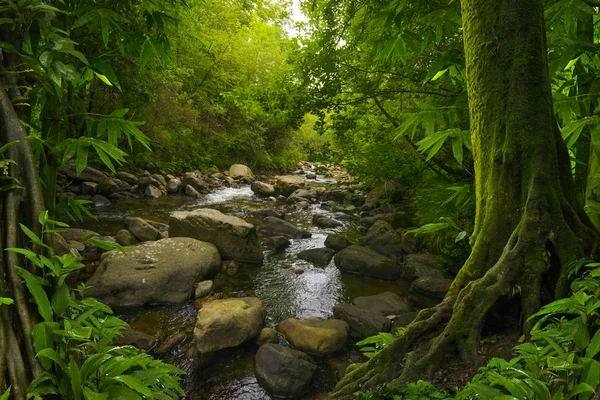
[78,177,412,399]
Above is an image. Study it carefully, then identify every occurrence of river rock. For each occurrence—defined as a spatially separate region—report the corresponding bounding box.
[166,177,182,193]
[333,303,391,339]
[251,209,285,220]
[358,220,415,259]
[323,189,348,203]
[91,194,111,207]
[276,317,349,355]
[61,228,99,242]
[334,245,401,280]
[255,343,317,399]
[81,181,97,196]
[138,176,164,190]
[263,236,291,252]
[169,208,263,264]
[113,327,157,350]
[352,292,411,316]
[151,174,167,188]
[145,185,162,199]
[229,164,254,180]
[116,171,139,185]
[275,175,306,197]
[391,211,415,229]
[251,181,276,197]
[194,297,266,353]
[324,234,351,252]
[59,163,108,183]
[259,216,311,239]
[195,280,214,298]
[156,332,187,354]
[96,179,119,196]
[116,229,139,246]
[403,253,445,282]
[256,327,279,346]
[313,215,343,228]
[182,173,209,193]
[409,276,452,307]
[297,248,335,266]
[86,238,220,308]
[124,216,162,242]
[185,184,201,198]
[290,188,317,201]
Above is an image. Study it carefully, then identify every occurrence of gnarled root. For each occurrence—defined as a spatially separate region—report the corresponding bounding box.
[331,180,594,399]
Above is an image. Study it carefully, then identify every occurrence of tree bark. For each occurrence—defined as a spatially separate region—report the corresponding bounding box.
[331,0,598,397]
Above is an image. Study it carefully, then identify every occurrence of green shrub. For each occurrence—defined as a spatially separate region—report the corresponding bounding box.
[8,212,184,400]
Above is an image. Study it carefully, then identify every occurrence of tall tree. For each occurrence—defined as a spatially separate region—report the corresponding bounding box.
[332,0,599,397]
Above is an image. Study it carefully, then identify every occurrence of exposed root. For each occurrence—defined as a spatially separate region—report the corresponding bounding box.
[331,178,595,399]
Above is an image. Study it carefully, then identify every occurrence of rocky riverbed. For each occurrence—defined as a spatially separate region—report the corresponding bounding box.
[55,162,454,399]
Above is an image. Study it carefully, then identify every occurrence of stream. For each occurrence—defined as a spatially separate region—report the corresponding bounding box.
[77,175,411,399]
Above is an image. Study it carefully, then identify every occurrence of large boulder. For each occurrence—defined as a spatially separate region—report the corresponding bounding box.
[116,171,139,185]
[166,177,182,194]
[409,277,452,307]
[259,216,311,239]
[59,163,108,183]
[194,297,265,353]
[334,245,402,280]
[251,181,276,197]
[275,175,306,197]
[324,234,351,252]
[359,220,415,259]
[352,292,411,316]
[333,303,392,339]
[276,317,349,355]
[263,236,291,252]
[255,344,317,399]
[169,208,263,264]
[229,164,254,180]
[313,215,343,228]
[124,216,162,242]
[145,185,162,199]
[297,248,335,266]
[182,173,209,193]
[402,253,445,282]
[86,238,220,308]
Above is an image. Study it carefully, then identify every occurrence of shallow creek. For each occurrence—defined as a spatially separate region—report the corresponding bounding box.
[77,177,411,399]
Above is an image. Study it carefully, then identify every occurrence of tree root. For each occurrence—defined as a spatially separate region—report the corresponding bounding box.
[331,178,594,399]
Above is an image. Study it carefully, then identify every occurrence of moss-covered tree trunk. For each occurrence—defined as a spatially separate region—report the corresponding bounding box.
[331,0,598,397]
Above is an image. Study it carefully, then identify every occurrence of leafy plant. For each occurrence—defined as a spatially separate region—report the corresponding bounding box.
[455,260,600,400]
[356,328,405,359]
[6,213,184,400]
[407,216,468,243]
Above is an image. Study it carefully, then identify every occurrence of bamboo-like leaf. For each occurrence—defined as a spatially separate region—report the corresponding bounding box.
[112,375,153,397]
[19,223,46,248]
[17,268,53,322]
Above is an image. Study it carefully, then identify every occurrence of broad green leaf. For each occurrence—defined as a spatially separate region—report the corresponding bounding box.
[585,330,600,358]
[37,348,64,370]
[19,223,46,248]
[70,357,82,400]
[452,135,463,164]
[113,375,152,397]
[567,382,594,398]
[76,140,90,176]
[17,267,53,322]
[33,322,56,370]
[83,387,109,400]
[51,284,71,316]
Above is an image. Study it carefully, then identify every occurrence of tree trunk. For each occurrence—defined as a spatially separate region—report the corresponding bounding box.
[331,0,598,397]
